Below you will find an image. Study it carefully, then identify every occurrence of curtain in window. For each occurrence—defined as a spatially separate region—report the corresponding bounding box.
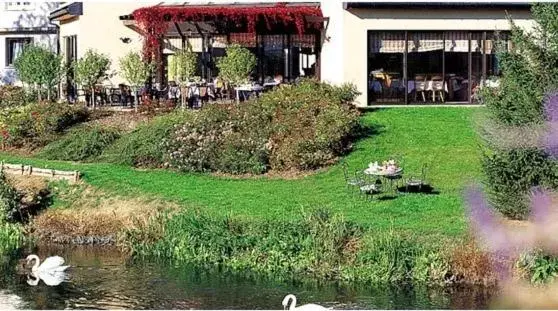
[408,32,443,52]
[369,32,405,53]
[10,41,25,64]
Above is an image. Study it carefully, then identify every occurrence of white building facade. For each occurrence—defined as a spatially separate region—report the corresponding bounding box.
[49,1,536,106]
[0,1,60,85]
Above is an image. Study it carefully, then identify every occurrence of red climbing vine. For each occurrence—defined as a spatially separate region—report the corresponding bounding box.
[132,3,323,61]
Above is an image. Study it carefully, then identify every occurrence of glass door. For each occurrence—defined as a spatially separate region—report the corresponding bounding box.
[368,31,406,104]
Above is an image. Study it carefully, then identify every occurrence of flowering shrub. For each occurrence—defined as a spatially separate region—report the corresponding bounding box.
[165,79,360,174]
[165,104,268,174]
[0,101,89,148]
[0,86,33,108]
[265,79,361,170]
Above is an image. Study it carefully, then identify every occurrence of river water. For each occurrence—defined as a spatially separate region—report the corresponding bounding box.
[0,244,496,310]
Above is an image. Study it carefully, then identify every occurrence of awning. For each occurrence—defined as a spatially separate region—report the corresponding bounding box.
[49,2,83,22]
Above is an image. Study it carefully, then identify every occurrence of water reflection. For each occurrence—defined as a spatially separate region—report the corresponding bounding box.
[26,270,68,287]
[0,290,24,310]
[0,244,497,309]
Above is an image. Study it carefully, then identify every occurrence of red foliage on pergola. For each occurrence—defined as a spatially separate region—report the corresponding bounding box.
[132,3,323,60]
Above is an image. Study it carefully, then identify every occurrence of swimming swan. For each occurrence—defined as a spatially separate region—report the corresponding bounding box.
[26,270,68,287]
[282,294,328,311]
[26,255,70,273]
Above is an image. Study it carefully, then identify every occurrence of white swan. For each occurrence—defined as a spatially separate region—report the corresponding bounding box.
[26,270,68,287]
[26,255,70,273]
[282,294,328,311]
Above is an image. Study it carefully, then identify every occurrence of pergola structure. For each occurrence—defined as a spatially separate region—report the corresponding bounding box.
[119,2,326,85]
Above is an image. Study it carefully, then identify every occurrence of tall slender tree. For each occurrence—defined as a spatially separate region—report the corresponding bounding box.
[73,49,111,109]
[480,3,558,219]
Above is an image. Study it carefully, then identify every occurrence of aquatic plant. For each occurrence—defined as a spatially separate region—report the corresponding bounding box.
[126,208,450,285]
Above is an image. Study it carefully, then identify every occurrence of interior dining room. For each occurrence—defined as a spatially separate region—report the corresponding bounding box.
[367,30,510,105]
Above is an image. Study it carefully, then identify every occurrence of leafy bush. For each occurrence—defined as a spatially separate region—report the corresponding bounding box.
[264,80,361,170]
[39,125,121,161]
[0,101,89,148]
[482,148,558,219]
[165,79,360,174]
[517,250,558,284]
[0,86,33,108]
[101,112,190,167]
[0,172,21,223]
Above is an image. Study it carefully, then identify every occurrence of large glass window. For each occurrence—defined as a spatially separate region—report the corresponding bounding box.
[367,30,511,105]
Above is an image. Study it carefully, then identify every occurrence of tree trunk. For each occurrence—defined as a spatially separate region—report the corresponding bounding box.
[37,84,42,102]
[134,87,139,113]
[47,87,51,102]
[91,87,96,110]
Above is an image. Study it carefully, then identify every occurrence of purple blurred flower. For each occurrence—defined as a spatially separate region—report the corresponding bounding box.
[542,121,558,159]
[529,187,552,225]
[544,91,558,122]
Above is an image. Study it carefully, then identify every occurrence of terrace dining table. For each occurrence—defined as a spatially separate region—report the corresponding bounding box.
[235,84,264,103]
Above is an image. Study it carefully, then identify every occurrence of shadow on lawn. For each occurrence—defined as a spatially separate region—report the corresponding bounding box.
[396,184,441,195]
[354,122,385,141]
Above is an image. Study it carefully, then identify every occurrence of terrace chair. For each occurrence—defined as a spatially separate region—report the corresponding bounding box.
[406,164,429,193]
[356,171,382,201]
[414,74,427,103]
[199,86,209,107]
[342,162,363,192]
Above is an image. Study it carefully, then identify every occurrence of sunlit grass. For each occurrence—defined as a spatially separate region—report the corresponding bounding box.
[0,107,482,241]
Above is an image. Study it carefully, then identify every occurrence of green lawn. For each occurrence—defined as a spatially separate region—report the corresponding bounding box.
[0,107,482,240]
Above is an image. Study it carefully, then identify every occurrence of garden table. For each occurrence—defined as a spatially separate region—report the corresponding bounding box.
[364,167,403,195]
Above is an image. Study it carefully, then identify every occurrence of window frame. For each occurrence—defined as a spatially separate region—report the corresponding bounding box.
[5,37,33,67]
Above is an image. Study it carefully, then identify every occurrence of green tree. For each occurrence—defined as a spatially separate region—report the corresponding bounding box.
[216,44,256,86]
[167,46,198,84]
[480,3,558,219]
[73,49,111,109]
[119,51,153,111]
[13,44,62,102]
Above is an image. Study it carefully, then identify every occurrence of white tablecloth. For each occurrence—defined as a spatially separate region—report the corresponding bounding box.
[263,82,280,88]
[235,85,264,92]
[364,167,403,176]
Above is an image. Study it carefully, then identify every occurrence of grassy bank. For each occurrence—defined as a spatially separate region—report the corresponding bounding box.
[0,107,490,284]
[0,108,481,240]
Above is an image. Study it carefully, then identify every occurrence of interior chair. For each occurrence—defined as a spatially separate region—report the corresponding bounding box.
[414,74,427,103]
[430,75,445,103]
